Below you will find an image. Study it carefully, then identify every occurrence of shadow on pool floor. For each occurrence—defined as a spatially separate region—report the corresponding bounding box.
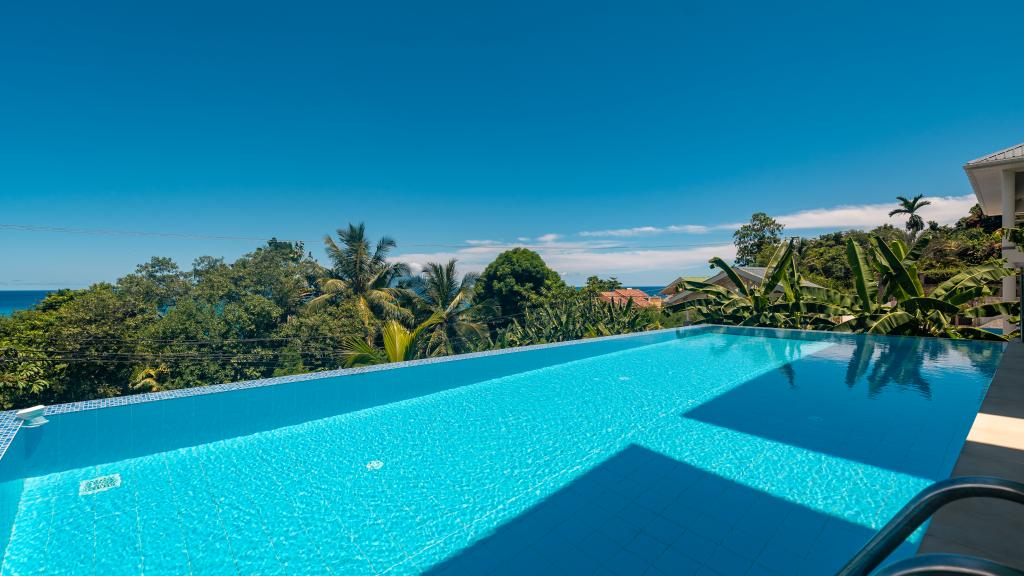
[424,444,913,576]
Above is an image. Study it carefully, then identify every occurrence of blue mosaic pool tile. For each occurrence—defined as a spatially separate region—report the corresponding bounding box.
[0,411,21,460]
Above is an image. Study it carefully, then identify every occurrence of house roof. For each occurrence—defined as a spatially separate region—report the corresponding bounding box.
[965,142,1024,167]
[726,267,820,287]
[712,267,821,288]
[598,288,661,308]
[963,142,1024,216]
[662,266,821,306]
[605,288,650,299]
[659,276,708,295]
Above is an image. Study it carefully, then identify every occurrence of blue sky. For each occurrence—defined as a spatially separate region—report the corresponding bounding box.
[1,0,1022,288]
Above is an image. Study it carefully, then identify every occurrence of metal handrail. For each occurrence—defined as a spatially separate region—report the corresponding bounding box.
[837,476,1024,576]
[874,554,1024,576]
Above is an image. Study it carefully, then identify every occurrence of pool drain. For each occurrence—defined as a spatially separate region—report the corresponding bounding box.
[366,460,384,471]
[79,474,121,496]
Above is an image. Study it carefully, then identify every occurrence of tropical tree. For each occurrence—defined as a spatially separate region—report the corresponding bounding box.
[308,223,412,340]
[733,212,785,266]
[411,259,488,355]
[131,366,168,392]
[583,276,623,293]
[473,248,566,328]
[340,315,441,367]
[888,194,932,243]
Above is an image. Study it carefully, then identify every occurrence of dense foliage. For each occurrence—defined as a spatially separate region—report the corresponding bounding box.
[472,247,566,328]
[674,235,1019,340]
[0,199,1016,409]
[743,205,1003,290]
[0,229,654,409]
[732,212,785,266]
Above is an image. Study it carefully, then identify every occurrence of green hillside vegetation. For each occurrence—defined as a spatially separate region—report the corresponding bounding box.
[0,201,1017,409]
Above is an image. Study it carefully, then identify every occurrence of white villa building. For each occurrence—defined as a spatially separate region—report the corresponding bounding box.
[964,142,1023,333]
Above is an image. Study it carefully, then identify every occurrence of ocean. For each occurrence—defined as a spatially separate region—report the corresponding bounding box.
[0,290,53,316]
[0,287,665,317]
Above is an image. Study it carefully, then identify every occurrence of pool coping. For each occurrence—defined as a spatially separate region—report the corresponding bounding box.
[918,339,1024,569]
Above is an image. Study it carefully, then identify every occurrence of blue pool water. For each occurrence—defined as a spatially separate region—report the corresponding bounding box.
[0,327,1004,575]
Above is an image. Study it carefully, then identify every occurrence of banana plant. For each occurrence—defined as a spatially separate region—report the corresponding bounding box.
[497,295,657,346]
[1003,226,1024,246]
[671,239,845,328]
[832,237,1017,340]
[674,234,1018,340]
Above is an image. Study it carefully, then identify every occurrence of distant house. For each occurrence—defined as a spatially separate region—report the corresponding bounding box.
[660,267,822,308]
[598,288,662,308]
[658,276,706,297]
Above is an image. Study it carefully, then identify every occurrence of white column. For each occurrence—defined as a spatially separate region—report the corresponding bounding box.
[1001,170,1017,333]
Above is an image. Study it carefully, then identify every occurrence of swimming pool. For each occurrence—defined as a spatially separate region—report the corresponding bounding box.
[0,326,1004,575]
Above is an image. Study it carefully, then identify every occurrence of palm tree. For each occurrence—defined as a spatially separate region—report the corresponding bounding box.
[340,316,441,367]
[308,223,412,340]
[411,259,488,355]
[888,194,932,243]
[131,366,167,392]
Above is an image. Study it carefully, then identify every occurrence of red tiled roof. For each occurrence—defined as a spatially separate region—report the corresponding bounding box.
[598,289,662,308]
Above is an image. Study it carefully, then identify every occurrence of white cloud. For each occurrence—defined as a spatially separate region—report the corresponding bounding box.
[540,244,736,275]
[580,224,724,237]
[774,194,975,230]
[394,242,734,284]
[393,194,977,283]
[578,194,976,238]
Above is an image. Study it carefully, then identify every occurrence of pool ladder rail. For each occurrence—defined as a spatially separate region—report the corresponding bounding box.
[837,476,1024,576]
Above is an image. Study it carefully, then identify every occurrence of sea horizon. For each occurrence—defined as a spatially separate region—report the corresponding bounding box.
[0,286,667,317]
[0,290,54,316]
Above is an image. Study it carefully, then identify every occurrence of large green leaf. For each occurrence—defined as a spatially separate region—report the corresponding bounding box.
[758,239,795,298]
[708,258,750,298]
[672,297,718,312]
[952,326,1009,342]
[721,297,753,315]
[767,301,849,317]
[871,237,923,299]
[845,238,876,312]
[905,234,931,263]
[677,280,734,298]
[1003,227,1024,246]
[961,301,1021,318]
[801,286,854,309]
[867,311,916,334]
[897,297,960,316]
[340,336,386,367]
[942,285,988,307]
[890,238,909,261]
[931,263,1013,300]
